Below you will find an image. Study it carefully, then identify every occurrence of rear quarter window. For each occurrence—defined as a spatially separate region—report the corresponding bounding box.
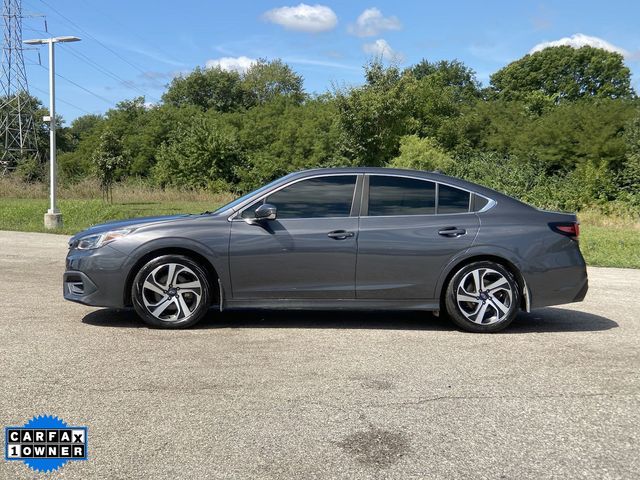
[470,193,490,212]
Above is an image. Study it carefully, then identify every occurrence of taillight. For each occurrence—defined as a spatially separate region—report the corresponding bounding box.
[550,222,580,239]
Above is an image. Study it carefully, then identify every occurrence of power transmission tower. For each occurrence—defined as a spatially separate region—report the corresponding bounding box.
[0,0,40,174]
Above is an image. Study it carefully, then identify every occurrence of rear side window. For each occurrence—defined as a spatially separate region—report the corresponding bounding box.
[368,176,435,216]
[471,193,489,212]
[263,175,356,219]
[438,184,470,214]
[471,194,489,212]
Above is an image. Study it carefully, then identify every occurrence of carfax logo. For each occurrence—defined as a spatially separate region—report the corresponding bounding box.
[5,415,88,473]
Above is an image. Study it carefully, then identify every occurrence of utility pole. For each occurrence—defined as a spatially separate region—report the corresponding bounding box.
[24,35,80,229]
[0,0,40,175]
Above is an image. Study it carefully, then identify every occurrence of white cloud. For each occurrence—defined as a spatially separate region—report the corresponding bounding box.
[206,56,256,73]
[349,8,401,37]
[530,33,629,57]
[362,39,404,62]
[263,3,337,33]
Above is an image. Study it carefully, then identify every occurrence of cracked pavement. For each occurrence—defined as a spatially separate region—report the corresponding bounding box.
[1,230,639,479]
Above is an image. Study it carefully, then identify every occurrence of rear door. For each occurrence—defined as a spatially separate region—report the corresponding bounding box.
[229,174,361,299]
[356,174,480,300]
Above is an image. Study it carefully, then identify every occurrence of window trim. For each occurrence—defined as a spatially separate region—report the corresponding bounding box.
[363,173,495,218]
[229,173,362,221]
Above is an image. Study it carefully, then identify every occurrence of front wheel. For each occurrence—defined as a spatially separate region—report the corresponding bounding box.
[445,261,520,333]
[132,254,212,328]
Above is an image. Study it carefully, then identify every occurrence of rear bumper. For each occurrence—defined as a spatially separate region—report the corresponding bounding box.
[528,264,588,309]
[572,277,589,302]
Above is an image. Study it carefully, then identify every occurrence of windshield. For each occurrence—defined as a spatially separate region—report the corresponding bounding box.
[211,174,294,214]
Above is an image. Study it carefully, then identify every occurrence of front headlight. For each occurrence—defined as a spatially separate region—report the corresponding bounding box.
[76,228,134,250]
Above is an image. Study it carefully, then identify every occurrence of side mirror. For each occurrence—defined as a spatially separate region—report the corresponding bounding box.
[254,203,277,221]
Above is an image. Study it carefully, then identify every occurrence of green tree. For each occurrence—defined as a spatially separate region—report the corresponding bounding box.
[242,59,305,106]
[406,60,482,150]
[231,96,343,191]
[617,112,640,205]
[58,115,105,181]
[92,129,129,202]
[162,66,245,112]
[410,59,480,98]
[490,46,635,101]
[153,114,243,191]
[389,135,454,172]
[66,114,103,145]
[472,98,636,172]
[335,61,413,166]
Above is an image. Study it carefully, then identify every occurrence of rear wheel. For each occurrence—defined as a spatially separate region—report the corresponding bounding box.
[132,255,211,328]
[445,261,520,333]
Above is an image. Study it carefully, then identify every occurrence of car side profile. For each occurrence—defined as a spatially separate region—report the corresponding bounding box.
[64,168,588,332]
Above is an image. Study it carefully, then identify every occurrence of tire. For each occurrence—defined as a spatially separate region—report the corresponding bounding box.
[445,261,520,333]
[131,254,212,328]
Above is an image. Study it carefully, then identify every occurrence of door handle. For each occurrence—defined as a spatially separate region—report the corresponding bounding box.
[438,227,466,237]
[327,230,355,240]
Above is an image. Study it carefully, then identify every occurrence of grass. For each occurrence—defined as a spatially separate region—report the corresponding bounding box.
[0,178,638,268]
[0,198,220,235]
[0,177,232,234]
[577,210,640,268]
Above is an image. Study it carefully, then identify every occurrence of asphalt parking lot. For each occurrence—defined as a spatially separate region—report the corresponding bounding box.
[1,230,639,479]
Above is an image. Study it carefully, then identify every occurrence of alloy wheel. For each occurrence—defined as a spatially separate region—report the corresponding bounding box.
[455,268,513,325]
[141,263,203,322]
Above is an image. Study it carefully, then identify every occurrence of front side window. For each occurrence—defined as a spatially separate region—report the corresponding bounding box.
[438,184,470,214]
[245,175,356,219]
[368,176,436,216]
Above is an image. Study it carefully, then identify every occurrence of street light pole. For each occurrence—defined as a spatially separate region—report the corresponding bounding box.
[24,36,81,230]
[48,39,57,224]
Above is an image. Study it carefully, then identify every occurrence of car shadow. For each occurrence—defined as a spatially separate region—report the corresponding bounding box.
[81,307,618,333]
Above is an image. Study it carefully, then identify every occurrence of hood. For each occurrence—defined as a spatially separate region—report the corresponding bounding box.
[70,214,191,241]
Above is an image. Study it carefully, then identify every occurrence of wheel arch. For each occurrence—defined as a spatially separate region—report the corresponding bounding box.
[437,253,529,312]
[124,247,221,307]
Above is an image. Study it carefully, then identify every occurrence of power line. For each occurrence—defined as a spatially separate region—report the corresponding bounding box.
[38,0,154,78]
[31,0,162,102]
[23,28,161,103]
[22,25,45,34]
[58,43,154,100]
[79,0,182,68]
[22,1,166,114]
[55,71,116,107]
[30,83,92,115]
[37,63,115,106]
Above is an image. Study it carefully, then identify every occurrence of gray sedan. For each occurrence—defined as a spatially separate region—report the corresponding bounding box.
[64,168,588,332]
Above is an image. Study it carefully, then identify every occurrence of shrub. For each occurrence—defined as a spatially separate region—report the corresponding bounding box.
[389,135,454,172]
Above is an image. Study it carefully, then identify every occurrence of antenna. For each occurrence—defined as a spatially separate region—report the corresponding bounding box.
[0,0,41,174]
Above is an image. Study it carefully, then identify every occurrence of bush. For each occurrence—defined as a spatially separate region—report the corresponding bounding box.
[14,156,45,183]
[152,116,243,192]
[389,135,454,172]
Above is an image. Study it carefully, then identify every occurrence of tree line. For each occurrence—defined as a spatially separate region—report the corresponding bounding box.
[7,47,640,212]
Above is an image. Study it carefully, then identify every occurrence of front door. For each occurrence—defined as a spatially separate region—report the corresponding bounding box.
[229,175,361,299]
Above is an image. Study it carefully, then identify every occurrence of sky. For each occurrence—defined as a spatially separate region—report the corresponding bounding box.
[19,0,640,122]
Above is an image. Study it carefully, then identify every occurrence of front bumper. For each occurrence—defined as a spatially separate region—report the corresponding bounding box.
[64,244,129,308]
[63,271,99,305]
